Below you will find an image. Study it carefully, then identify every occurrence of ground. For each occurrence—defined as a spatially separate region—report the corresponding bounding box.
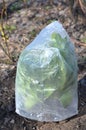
[0,0,86,130]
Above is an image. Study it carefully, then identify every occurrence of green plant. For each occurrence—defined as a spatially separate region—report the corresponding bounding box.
[0,0,27,64]
[3,24,16,32]
[81,37,86,43]
[16,31,77,109]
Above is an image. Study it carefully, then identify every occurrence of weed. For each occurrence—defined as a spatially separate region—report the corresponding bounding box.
[81,37,86,43]
[0,0,27,64]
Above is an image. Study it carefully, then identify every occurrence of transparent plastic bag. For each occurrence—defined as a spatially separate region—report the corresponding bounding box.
[15,21,78,122]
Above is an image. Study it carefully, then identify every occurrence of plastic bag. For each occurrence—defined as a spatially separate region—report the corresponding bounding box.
[15,21,78,122]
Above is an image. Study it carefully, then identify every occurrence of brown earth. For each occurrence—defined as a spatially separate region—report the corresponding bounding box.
[0,0,86,130]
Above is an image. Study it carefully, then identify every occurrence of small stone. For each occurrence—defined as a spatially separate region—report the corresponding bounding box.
[10,119,15,124]
[24,126,27,130]
[80,34,84,39]
[32,126,36,130]
[59,10,65,15]
[53,0,58,5]
[76,125,79,128]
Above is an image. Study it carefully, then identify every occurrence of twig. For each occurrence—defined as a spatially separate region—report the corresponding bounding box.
[0,42,13,63]
[71,37,86,47]
[79,0,86,14]
[0,0,14,63]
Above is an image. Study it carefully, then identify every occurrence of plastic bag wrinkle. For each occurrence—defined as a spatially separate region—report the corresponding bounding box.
[15,21,78,122]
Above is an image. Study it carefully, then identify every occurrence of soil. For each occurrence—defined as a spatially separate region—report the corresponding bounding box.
[0,0,86,130]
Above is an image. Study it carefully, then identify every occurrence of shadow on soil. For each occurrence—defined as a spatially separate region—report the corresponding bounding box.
[0,70,86,129]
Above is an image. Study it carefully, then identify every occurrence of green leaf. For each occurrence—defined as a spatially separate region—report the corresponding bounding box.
[59,91,73,107]
[4,25,16,32]
[81,37,86,43]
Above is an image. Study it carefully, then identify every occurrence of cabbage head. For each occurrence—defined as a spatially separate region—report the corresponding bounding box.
[16,22,77,110]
